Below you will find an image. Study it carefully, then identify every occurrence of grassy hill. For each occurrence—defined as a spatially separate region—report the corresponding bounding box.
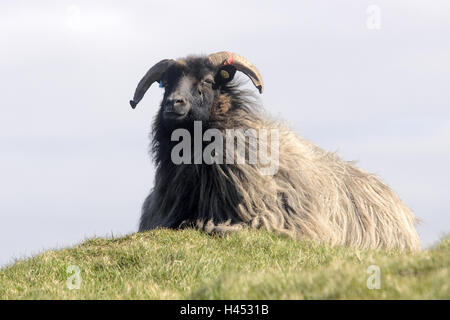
[1,229,449,299]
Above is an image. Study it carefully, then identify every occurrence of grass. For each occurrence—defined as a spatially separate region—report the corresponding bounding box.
[0,229,449,299]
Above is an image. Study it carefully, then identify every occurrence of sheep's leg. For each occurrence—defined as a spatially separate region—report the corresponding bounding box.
[200,219,245,236]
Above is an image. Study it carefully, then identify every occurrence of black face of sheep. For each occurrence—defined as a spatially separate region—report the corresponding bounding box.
[159,60,220,124]
[129,51,421,252]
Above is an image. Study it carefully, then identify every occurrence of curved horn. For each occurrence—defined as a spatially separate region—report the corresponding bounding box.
[208,51,264,93]
[129,59,175,109]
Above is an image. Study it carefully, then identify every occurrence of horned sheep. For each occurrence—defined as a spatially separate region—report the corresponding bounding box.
[129,51,421,251]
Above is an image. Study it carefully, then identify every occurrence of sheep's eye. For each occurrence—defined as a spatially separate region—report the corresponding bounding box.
[202,79,214,85]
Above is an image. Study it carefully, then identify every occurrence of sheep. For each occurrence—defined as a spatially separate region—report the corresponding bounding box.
[129,51,421,251]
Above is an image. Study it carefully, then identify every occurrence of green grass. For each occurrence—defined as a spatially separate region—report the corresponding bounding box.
[0,229,449,299]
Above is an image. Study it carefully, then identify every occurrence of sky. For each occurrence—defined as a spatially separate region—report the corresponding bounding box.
[0,1,449,266]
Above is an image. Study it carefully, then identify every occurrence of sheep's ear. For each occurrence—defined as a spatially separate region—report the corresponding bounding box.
[214,65,236,86]
[208,52,264,93]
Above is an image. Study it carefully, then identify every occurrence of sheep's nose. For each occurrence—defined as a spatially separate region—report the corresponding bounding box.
[164,96,189,116]
[167,96,186,108]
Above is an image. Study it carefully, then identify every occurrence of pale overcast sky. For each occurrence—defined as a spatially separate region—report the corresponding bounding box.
[1,1,449,266]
